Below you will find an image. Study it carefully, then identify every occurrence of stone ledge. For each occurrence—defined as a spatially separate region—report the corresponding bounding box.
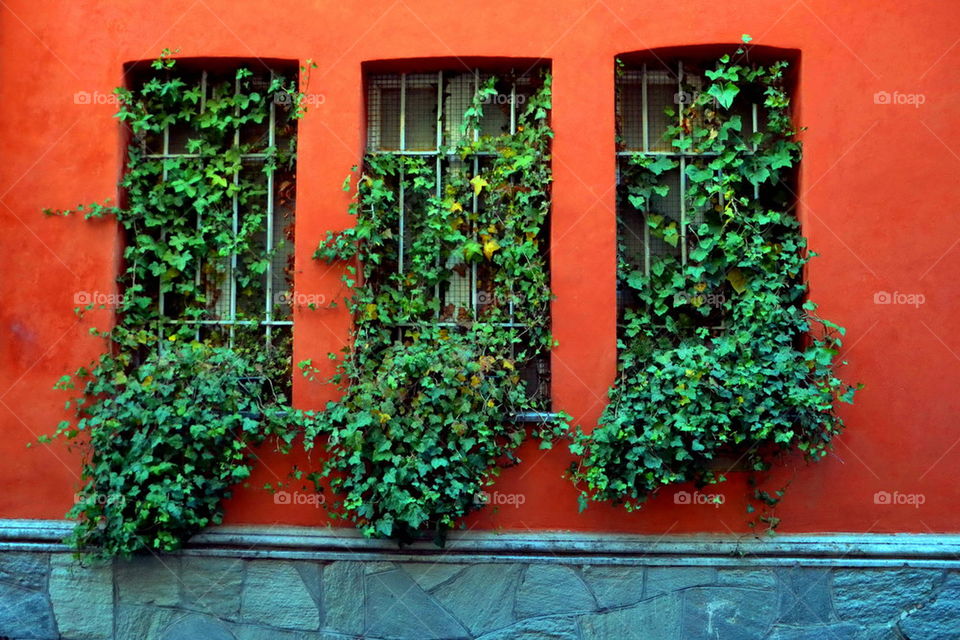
[5,520,960,567]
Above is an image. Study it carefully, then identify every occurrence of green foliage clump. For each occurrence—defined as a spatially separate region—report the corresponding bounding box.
[570,50,859,513]
[310,72,567,542]
[49,343,300,556]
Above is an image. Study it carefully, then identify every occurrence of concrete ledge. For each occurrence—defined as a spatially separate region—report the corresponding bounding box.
[5,519,960,567]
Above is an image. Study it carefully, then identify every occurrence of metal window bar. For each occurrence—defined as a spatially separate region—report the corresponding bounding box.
[151,69,294,349]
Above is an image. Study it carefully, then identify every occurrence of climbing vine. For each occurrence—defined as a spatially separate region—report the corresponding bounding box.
[569,44,860,515]
[40,51,311,557]
[310,71,567,543]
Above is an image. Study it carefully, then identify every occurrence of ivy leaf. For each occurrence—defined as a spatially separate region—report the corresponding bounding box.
[577,493,589,513]
[626,269,646,290]
[689,245,709,262]
[707,81,740,109]
[375,516,394,537]
[463,241,483,260]
[663,223,679,248]
[685,164,714,184]
[483,240,500,260]
[469,176,489,196]
[726,267,748,293]
[645,156,678,176]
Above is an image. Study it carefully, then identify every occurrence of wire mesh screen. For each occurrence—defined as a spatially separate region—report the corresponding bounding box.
[405,73,440,151]
[646,70,676,152]
[150,68,296,349]
[366,69,551,402]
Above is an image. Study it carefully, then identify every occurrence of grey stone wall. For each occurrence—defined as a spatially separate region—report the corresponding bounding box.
[0,551,958,639]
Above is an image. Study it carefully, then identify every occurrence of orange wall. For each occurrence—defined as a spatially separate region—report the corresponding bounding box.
[1,0,959,534]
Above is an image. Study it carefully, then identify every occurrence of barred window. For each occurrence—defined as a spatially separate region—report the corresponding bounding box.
[131,64,297,356]
[616,59,763,326]
[364,67,551,404]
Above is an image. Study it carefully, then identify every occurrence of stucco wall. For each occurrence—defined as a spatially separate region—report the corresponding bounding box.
[1,0,958,535]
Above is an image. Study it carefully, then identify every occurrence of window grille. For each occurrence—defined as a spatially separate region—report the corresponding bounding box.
[141,68,296,352]
[365,69,550,403]
[616,60,760,320]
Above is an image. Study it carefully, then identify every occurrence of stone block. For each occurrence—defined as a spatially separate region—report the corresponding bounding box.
[476,616,580,640]
[767,623,860,640]
[717,568,777,590]
[776,567,834,624]
[321,561,364,635]
[116,555,180,606]
[0,581,57,639]
[179,556,244,619]
[241,560,320,630]
[833,568,940,626]
[580,593,682,640]
[645,567,717,598]
[365,568,468,639]
[581,565,645,609]
[515,564,596,618]
[400,562,468,592]
[682,587,776,640]
[49,554,113,640]
[161,613,237,640]
[899,572,960,639]
[431,563,521,635]
[115,604,179,640]
[0,552,48,590]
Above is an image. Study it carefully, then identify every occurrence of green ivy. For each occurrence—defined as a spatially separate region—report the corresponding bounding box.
[40,53,311,557]
[569,49,860,516]
[47,343,300,556]
[310,71,568,543]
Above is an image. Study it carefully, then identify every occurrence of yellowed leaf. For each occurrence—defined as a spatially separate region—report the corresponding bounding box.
[470,175,489,196]
[483,239,501,260]
[726,268,748,294]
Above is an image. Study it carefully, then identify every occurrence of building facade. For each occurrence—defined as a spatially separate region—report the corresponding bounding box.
[1,0,959,637]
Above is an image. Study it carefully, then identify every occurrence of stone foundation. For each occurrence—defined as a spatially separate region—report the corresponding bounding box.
[1,523,958,639]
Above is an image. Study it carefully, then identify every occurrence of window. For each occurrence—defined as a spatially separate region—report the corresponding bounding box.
[615,58,764,328]
[126,63,298,364]
[364,66,551,405]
